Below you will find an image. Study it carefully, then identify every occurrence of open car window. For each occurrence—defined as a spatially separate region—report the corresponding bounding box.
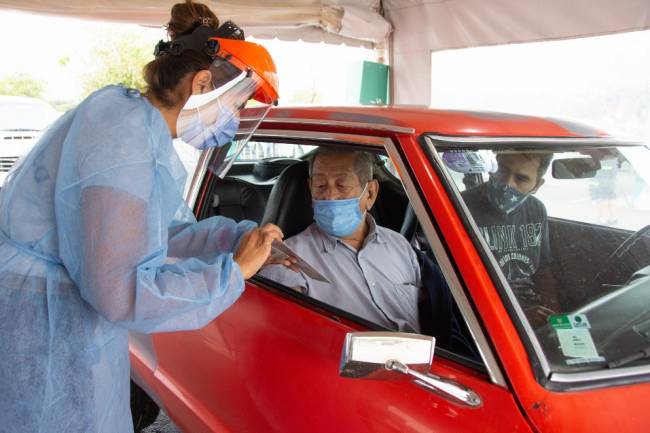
[198,138,482,367]
[430,138,650,376]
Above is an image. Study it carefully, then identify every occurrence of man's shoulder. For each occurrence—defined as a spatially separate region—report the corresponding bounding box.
[375,224,413,249]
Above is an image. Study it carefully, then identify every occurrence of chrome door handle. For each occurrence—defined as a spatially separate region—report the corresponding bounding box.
[386,359,482,407]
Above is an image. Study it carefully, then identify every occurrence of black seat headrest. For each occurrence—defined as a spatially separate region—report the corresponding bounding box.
[253,157,300,181]
[213,177,267,224]
[261,160,313,238]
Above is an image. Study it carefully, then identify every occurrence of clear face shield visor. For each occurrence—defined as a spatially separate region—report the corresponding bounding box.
[176,57,273,177]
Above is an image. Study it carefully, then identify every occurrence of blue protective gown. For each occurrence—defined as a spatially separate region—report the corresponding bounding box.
[0,85,255,433]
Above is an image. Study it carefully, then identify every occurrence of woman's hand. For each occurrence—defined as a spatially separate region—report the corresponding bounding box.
[234,223,284,279]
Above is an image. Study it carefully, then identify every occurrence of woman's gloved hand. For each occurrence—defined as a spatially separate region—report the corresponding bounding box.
[234,223,286,279]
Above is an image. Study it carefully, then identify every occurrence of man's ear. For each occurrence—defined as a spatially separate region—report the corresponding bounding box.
[366,179,379,210]
[191,70,213,94]
[531,177,545,194]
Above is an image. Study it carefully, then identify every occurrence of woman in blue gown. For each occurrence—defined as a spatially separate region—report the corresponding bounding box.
[0,1,285,432]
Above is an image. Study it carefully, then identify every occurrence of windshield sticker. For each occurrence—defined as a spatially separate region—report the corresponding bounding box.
[549,313,591,330]
[550,314,601,362]
[556,329,601,360]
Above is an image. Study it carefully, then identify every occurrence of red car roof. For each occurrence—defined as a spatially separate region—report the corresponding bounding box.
[262,105,609,138]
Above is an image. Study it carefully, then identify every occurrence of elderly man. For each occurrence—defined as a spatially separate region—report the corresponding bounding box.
[462,151,559,319]
[260,149,421,333]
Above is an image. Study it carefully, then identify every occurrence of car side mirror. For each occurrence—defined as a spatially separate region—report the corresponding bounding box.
[552,157,601,179]
[339,332,482,406]
[339,332,434,379]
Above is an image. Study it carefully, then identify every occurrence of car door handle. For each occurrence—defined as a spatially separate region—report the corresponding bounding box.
[386,359,482,407]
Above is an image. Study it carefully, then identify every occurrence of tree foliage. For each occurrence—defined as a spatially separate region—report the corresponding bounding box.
[80,29,156,98]
[0,73,45,98]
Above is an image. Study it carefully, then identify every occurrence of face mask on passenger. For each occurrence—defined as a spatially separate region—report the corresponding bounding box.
[312,184,368,238]
[486,176,531,214]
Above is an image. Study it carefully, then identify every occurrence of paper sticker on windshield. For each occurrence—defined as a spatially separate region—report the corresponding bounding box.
[556,329,600,360]
[549,313,591,330]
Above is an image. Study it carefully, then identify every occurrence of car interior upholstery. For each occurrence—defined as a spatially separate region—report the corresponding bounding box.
[211,177,268,223]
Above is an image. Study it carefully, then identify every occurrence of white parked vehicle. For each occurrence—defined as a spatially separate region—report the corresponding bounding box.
[0,95,59,185]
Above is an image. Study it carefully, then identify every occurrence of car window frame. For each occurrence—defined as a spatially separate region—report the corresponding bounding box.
[382,133,505,386]
[188,128,504,383]
[421,133,650,390]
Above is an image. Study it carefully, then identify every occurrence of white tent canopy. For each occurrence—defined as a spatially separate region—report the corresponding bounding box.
[1,0,649,104]
[0,0,390,46]
[384,0,650,104]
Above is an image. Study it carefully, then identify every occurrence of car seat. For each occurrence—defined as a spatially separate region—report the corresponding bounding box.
[212,177,267,224]
[261,160,313,238]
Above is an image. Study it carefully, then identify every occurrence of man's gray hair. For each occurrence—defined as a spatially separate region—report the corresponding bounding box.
[309,148,374,185]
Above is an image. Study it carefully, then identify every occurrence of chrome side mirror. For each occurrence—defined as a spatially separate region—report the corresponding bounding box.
[339,332,481,407]
[339,332,435,379]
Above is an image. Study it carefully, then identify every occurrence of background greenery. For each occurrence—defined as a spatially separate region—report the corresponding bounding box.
[0,28,155,112]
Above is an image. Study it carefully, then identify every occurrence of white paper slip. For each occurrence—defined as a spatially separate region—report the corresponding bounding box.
[557,328,600,359]
[270,239,331,283]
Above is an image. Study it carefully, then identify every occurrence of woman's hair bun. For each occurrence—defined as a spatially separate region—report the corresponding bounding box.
[167,0,219,40]
[143,0,219,108]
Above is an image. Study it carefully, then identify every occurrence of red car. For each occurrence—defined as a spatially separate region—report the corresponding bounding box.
[130,106,650,433]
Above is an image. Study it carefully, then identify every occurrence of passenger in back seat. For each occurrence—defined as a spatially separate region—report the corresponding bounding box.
[260,149,421,333]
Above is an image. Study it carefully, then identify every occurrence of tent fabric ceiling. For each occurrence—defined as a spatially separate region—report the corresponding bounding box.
[385,0,650,104]
[2,0,650,104]
[0,0,390,45]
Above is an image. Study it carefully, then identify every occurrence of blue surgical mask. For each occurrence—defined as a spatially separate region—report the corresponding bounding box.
[313,184,368,238]
[178,105,240,150]
[486,177,530,214]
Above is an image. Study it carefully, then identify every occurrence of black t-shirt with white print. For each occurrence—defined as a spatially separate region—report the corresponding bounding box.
[462,183,552,307]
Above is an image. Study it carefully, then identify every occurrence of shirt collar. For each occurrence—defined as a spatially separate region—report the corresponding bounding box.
[314,213,386,253]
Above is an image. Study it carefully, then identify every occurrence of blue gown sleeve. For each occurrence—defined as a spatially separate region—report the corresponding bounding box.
[55,87,251,333]
[167,217,256,260]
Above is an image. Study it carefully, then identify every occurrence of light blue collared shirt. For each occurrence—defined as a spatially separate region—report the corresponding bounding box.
[260,215,421,332]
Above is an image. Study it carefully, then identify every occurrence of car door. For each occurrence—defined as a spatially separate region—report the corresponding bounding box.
[149,127,534,433]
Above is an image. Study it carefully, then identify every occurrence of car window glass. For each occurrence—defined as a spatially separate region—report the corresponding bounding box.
[198,140,482,365]
[378,155,401,179]
[535,149,650,230]
[434,142,650,374]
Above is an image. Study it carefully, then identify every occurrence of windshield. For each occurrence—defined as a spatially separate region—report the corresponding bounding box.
[431,138,650,375]
[0,100,58,131]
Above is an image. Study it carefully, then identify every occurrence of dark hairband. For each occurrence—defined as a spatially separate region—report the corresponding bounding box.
[154,20,245,58]
[154,25,219,58]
